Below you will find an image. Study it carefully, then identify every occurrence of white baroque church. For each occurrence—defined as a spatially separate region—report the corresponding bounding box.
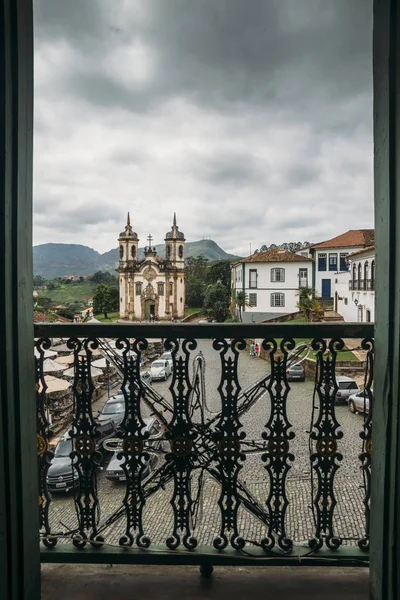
[117,213,186,321]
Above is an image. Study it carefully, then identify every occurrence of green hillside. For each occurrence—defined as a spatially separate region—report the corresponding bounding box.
[33,240,241,278]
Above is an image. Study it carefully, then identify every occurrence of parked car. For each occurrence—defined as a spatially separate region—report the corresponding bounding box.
[47,426,112,494]
[47,434,78,494]
[348,389,373,414]
[105,418,164,482]
[286,363,305,382]
[160,352,173,369]
[97,394,125,427]
[150,359,172,381]
[334,376,360,405]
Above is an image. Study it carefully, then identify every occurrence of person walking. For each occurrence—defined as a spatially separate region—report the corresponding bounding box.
[249,342,255,357]
[254,343,260,357]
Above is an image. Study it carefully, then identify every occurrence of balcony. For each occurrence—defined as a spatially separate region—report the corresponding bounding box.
[35,322,373,575]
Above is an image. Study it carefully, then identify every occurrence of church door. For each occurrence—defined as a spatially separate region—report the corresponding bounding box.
[144,299,155,320]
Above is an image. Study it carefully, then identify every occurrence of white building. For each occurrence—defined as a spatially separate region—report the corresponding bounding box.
[231,247,313,323]
[118,213,185,321]
[306,230,374,299]
[333,246,375,322]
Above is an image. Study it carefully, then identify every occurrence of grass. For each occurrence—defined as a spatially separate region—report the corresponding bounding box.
[37,281,97,305]
[184,307,203,316]
[94,312,120,322]
[270,337,359,362]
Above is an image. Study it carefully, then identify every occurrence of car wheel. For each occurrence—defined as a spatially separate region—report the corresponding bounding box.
[349,400,357,413]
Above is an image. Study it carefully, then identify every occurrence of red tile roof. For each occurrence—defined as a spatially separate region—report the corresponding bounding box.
[34,311,49,323]
[347,245,375,259]
[311,230,374,249]
[235,247,313,264]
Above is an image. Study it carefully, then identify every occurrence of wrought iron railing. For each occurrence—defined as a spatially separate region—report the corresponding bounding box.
[34,322,373,571]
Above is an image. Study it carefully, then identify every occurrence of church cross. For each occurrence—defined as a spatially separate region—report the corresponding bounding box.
[147,233,153,246]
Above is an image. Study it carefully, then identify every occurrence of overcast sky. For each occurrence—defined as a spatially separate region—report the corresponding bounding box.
[33,0,373,256]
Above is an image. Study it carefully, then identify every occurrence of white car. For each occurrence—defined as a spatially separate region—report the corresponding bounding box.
[348,389,373,415]
[150,359,172,381]
[160,352,173,369]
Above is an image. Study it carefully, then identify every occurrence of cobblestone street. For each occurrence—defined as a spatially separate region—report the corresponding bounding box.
[47,340,369,549]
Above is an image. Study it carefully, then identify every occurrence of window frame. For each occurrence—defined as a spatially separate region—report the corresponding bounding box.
[329,253,338,272]
[318,253,327,271]
[271,267,285,282]
[271,292,285,307]
[249,293,257,307]
[249,268,258,289]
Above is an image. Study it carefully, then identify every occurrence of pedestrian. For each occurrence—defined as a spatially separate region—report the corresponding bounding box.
[196,350,205,365]
[249,342,255,357]
[254,343,260,357]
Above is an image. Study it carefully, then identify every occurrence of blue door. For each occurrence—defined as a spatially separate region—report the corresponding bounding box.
[321,279,331,299]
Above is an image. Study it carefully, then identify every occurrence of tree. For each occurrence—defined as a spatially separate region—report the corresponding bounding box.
[91,271,117,286]
[33,274,45,287]
[185,255,209,307]
[297,286,324,322]
[203,280,230,322]
[235,290,251,322]
[93,283,113,319]
[36,296,53,309]
[207,260,232,288]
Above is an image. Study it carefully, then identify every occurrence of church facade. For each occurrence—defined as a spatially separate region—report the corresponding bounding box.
[117,214,186,321]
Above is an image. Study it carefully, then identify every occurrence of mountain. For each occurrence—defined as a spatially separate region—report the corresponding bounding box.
[33,240,240,279]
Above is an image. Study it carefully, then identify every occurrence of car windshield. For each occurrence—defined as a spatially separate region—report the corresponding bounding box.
[101,402,125,415]
[290,365,303,370]
[152,362,164,368]
[338,381,358,390]
[55,438,73,457]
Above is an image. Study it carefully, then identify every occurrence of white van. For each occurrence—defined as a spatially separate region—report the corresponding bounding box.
[150,359,172,381]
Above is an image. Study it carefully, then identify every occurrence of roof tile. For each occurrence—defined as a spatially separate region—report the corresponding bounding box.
[236,247,313,264]
[311,229,374,249]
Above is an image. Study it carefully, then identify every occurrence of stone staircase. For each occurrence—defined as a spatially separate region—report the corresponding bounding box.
[323,310,344,322]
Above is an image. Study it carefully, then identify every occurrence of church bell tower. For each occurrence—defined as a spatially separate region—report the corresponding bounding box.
[117,213,139,319]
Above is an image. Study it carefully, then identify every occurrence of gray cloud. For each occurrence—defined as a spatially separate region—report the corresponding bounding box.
[33,0,373,256]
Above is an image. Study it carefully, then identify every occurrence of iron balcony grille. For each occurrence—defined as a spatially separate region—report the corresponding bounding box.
[35,322,373,568]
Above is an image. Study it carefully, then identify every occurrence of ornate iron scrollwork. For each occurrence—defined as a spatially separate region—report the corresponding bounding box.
[164,338,198,550]
[261,338,295,552]
[212,338,246,550]
[69,338,103,549]
[358,337,374,551]
[117,337,151,548]
[35,337,57,548]
[309,338,343,551]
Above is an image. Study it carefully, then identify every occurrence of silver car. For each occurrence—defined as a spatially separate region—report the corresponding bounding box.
[348,389,372,415]
[150,359,172,381]
[105,418,164,482]
[334,376,360,405]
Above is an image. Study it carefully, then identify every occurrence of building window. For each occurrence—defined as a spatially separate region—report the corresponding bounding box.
[249,293,257,307]
[340,253,348,271]
[135,282,142,295]
[131,245,136,258]
[178,245,184,258]
[364,260,369,280]
[329,253,338,271]
[249,269,258,288]
[119,245,124,259]
[344,298,348,305]
[170,282,173,296]
[371,260,375,289]
[271,268,285,282]
[358,262,362,283]
[271,292,285,307]
[318,253,327,271]
[167,245,171,259]
[299,268,308,285]
[157,282,164,296]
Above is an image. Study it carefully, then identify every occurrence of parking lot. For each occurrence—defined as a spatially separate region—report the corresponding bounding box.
[47,340,368,548]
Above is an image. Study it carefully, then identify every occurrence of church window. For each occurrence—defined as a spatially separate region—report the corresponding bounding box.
[167,245,171,259]
[119,245,124,259]
[158,282,164,296]
[131,245,136,258]
[170,282,173,296]
[136,282,142,295]
[178,245,183,258]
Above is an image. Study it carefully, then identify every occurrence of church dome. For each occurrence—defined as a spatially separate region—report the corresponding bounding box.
[119,213,138,239]
[165,213,185,240]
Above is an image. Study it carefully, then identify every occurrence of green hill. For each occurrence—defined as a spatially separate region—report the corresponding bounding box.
[33,240,241,278]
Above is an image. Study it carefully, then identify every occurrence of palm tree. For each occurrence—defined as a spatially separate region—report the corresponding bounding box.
[235,290,251,322]
[296,286,323,322]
